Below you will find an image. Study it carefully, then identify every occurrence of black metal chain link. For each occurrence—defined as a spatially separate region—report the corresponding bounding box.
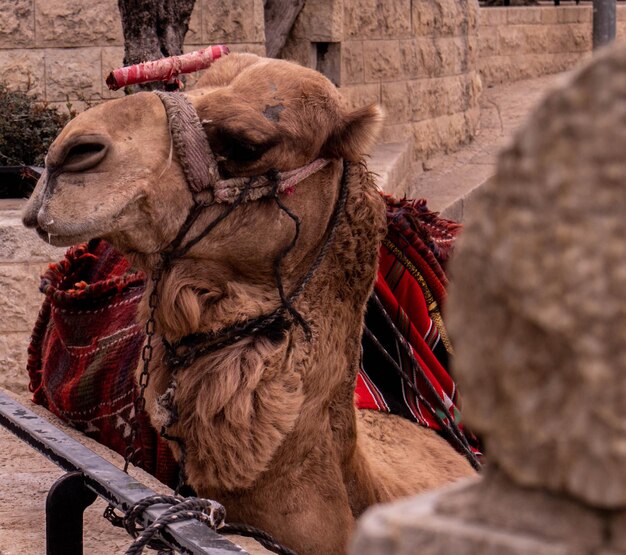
[127,262,163,470]
[104,262,164,528]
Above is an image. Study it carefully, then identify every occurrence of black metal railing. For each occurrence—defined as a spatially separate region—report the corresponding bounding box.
[0,390,247,555]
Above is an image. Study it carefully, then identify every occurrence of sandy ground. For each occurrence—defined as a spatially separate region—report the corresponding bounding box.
[0,71,568,555]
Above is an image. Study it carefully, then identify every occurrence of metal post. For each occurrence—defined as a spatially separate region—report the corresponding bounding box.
[46,472,97,555]
[593,0,616,49]
[0,391,246,554]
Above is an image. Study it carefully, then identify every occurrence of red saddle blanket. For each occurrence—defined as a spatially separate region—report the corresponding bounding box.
[27,196,474,488]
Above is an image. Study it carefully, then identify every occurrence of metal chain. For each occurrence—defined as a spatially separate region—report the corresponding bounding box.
[104,261,164,528]
[125,262,164,472]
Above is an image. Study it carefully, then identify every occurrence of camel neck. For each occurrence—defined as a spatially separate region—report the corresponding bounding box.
[139,162,386,497]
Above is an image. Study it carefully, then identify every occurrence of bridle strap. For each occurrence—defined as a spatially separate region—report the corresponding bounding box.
[155,91,219,191]
[153,90,344,367]
[155,90,329,202]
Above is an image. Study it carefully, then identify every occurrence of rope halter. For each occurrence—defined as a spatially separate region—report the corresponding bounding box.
[151,90,349,368]
[154,90,329,204]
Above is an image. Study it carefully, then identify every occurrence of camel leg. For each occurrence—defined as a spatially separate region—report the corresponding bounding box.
[202,473,356,555]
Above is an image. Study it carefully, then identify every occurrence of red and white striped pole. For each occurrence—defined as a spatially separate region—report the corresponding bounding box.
[105,45,230,91]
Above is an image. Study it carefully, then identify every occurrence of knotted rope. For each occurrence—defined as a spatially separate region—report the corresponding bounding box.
[123,494,298,555]
[155,90,329,202]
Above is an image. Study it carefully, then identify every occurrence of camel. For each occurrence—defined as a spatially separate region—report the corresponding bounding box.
[22,53,474,555]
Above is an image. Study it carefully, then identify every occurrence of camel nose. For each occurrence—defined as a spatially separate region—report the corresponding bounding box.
[47,134,111,173]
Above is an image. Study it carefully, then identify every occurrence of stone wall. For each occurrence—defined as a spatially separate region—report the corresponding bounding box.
[0,0,265,114]
[283,0,482,164]
[479,4,626,86]
[0,203,65,394]
[0,0,481,164]
[4,2,626,158]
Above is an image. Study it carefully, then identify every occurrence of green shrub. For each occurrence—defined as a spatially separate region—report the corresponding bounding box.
[0,84,68,167]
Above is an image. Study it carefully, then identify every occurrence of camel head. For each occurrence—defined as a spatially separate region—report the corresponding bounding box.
[22,54,383,268]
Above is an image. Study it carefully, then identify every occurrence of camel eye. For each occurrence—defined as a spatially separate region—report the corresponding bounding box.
[60,137,110,172]
[208,127,276,164]
[211,129,274,164]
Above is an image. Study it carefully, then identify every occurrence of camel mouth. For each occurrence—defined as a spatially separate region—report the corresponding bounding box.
[34,225,94,247]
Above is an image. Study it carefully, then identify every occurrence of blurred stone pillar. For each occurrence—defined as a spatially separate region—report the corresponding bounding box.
[351,42,626,555]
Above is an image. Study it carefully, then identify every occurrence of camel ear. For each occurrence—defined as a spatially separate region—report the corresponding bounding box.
[322,104,384,161]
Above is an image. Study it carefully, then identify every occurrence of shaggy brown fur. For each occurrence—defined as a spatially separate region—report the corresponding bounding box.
[23,54,473,554]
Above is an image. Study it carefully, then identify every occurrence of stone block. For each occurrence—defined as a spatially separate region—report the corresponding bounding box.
[368,141,413,196]
[0,49,45,97]
[351,479,591,555]
[381,81,411,124]
[35,0,122,47]
[378,123,413,145]
[497,25,533,56]
[399,39,423,80]
[479,7,508,26]
[363,40,403,82]
[341,41,364,85]
[101,46,124,99]
[339,83,380,112]
[577,6,592,23]
[541,7,559,24]
[618,6,626,22]
[351,471,626,555]
[0,263,47,333]
[507,7,541,25]
[558,6,581,24]
[295,0,343,42]
[409,75,469,122]
[435,36,467,77]
[497,25,590,57]
[0,213,66,263]
[402,38,445,79]
[449,44,626,508]
[479,32,499,58]
[410,111,472,159]
[47,100,94,118]
[0,332,31,395]
[612,513,626,550]
[467,0,480,32]
[344,0,411,40]
[0,0,34,48]
[44,47,103,102]
[413,0,465,38]
[201,0,264,44]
